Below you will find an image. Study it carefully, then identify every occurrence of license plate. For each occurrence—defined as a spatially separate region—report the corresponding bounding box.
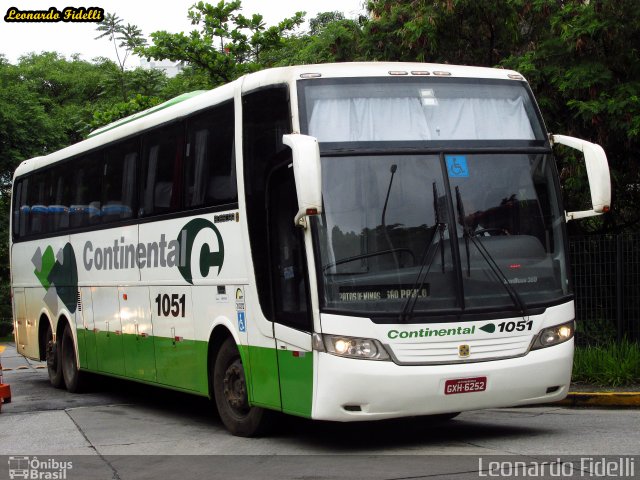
[444,376,487,395]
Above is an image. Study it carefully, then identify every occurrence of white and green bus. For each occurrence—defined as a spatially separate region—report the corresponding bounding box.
[10,63,611,436]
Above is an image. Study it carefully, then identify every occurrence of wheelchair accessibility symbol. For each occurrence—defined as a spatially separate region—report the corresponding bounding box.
[446,155,469,177]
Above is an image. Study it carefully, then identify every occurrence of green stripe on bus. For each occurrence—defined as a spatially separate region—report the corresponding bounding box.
[241,344,281,410]
[79,330,209,394]
[277,348,313,418]
[77,332,313,417]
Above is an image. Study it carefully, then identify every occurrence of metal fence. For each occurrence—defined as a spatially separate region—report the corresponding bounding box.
[570,233,640,345]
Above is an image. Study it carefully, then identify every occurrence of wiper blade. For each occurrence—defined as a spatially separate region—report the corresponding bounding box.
[399,182,446,323]
[455,186,527,318]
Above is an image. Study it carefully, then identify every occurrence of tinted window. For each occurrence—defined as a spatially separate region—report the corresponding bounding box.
[242,86,294,320]
[184,102,236,208]
[141,123,184,216]
[26,171,50,235]
[102,139,137,222]
[69,153,103,228]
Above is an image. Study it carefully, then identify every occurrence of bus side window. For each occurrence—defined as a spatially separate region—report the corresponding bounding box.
[141,123,184,216]
[267,163,311,331]
[12,179,27,239]
[103,139,137,223]
[26,172,49,236]
[49,163,73,232]
[242,85,294,321]
[184,101,236,209]
[70,153,103,228]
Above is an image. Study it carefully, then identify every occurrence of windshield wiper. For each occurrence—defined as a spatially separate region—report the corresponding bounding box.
[381,164,401,271]
[398,182,446,323]
[455,186,527,318]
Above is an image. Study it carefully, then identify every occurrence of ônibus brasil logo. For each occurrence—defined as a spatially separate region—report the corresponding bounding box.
[33,219,225,303]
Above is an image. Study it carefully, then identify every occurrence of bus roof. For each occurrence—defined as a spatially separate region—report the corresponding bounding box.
[13,62,526,179]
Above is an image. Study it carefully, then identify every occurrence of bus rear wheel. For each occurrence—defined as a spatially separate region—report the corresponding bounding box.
[60,324,84,393]
[213,337,271,437]
[45,324,63,388]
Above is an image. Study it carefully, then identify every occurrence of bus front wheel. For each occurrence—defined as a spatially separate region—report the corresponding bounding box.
[45,324,63,388]
[213,337,271,437]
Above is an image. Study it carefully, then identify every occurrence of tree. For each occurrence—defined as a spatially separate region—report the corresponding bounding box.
[95,12,147,100]
[362,0,523,65]
[501,0,640,233]
[137,1,304,85]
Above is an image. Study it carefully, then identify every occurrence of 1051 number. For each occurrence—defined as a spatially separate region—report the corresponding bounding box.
[497,320,533,332]
[155,293,186,318]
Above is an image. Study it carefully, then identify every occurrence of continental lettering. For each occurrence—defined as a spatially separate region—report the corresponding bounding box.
[388,326,476,339]
[83,233,186,271]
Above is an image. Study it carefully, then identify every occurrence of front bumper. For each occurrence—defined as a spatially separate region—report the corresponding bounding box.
[312,338,573,421]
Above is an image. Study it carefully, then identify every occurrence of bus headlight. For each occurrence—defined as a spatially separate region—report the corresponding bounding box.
[314,334,390,361]
[531,321,575,350]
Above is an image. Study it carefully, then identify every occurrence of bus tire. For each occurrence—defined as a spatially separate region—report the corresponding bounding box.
[45,323,64,389]
[60,324,84,393]
[213,337,271,437]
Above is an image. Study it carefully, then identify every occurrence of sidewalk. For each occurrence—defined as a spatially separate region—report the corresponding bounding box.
[0,341,46,371]
[1,341,639,408]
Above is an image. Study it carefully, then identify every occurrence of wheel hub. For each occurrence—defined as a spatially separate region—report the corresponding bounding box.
[223,360,249,415]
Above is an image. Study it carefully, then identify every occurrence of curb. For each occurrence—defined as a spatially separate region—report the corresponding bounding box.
[557,392,640,408]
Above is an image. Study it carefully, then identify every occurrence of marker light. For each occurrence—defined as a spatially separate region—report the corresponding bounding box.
[531,321,575,350]
[508,73,524,80]
[388,71,408,76]
[300,73,322,78]
[314,334,390,361]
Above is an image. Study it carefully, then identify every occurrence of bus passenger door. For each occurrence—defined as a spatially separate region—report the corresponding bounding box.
[267,163,314,417]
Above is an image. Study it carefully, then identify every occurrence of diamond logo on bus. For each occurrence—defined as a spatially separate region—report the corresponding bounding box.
[32,243,78,314]
[458,344,470,358]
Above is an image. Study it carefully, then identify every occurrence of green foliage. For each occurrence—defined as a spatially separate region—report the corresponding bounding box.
[363,0,523,65]
[0,53,117,189]
[88,94,163,132]
[0,317,12,337]
[95,12,148,100]
[500,0,640,234]
[137,1,304,85]
[267,15,365,66]
[162,67,215,99]
[573,340,640,387]
[575,316,618,346]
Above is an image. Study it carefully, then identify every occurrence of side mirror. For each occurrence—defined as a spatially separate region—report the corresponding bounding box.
[551,134,611,221]
[282,134,323,227]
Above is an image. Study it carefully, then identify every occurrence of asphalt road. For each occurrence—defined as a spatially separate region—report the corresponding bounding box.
[1,343,639,479]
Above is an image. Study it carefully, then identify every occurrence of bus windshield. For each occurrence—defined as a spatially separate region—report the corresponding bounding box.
[299,78,569,319]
